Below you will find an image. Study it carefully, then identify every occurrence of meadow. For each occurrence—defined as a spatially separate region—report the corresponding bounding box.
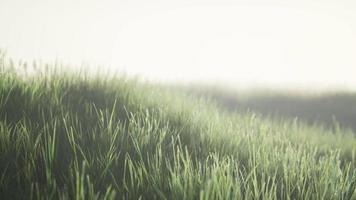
[182,85,356,135]
[0,53,355,199]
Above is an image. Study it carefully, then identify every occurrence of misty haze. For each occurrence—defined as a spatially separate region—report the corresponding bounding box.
[0,0,355,199]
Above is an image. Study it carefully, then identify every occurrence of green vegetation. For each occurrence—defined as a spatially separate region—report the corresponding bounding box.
[0,54,355,199]
[182,85,356,134]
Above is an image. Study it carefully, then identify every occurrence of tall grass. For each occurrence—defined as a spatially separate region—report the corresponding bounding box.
[0,54,355,199]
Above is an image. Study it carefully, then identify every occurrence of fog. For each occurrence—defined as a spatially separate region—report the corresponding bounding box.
[1,0,356,90]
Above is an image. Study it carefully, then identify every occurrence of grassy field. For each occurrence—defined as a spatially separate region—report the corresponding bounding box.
[183,85,356,134]
[0,55,356,199]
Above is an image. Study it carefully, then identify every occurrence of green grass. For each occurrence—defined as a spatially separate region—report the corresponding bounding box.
[181,84,356,134]
[0,54,355,199]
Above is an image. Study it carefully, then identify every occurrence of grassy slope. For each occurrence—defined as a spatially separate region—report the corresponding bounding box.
[182,85,356,134]
[0,63,356,199]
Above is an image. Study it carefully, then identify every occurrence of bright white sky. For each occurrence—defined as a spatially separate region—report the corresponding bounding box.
[1,0,356,90]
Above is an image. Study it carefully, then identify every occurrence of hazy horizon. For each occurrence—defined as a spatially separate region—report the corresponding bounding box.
[1,0,356,91]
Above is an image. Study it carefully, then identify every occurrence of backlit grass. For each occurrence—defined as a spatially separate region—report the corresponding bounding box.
[0,54,355,199]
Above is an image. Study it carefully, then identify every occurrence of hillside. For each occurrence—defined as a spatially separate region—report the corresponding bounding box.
[183,85,356,134]
[0,61,355,199]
